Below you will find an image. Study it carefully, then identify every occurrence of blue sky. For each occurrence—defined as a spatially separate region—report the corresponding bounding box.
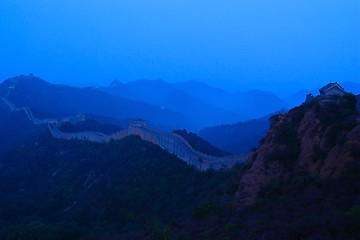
[0,0,359,96]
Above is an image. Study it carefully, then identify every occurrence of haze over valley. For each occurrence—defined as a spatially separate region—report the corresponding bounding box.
[0,0,359,239]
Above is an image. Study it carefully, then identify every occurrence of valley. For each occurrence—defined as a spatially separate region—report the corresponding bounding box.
[1,1,359,239]
[0,75,359,239]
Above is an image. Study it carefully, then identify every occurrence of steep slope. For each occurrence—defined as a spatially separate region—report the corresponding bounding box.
[0,133,236,239]
[1,95,360,239]
[172,129,230,157]
[105,79,241,128]
[0,99,45,153]
[236,94,360,205]
[199,116,270,155]
[0,75,192,131]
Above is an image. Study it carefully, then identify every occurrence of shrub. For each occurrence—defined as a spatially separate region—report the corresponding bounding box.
[312,145,328,161]
[341,93,357,115]
[269,114,281,126]
[351,144,360,160]
[273,124,298,145]
[265,145,300,169]
[193,203,214,218]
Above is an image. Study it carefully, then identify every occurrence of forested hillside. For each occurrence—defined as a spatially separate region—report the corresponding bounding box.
[173,129,230,156]
[0,133,238,239]
[0,100,45,153]
[0,94,359,239]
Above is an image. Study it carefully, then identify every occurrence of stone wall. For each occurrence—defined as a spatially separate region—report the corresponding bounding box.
[49,124,247,171]
[2,83,246,171]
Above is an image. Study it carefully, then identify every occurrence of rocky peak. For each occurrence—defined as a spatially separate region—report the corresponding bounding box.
[236,94,360,205]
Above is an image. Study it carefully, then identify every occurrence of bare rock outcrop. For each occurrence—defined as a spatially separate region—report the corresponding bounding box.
[236,95,360,205]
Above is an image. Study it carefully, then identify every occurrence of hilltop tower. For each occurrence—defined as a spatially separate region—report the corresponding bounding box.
[319,82,347,97]
[128,119,147,128]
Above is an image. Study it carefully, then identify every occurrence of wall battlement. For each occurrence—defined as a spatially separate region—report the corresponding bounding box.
[50,123,247,170]
[1,82,246,171]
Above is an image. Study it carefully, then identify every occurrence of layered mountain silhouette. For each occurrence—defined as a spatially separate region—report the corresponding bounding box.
[0,75,292,132]
[199,115,270,155]
[172,80,289,119]
[105,79,290,123]
[0,84,359,239]
[0,75,193,131]
[105,79,241,128]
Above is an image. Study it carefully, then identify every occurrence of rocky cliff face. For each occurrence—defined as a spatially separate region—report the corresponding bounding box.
[236,94,360,205]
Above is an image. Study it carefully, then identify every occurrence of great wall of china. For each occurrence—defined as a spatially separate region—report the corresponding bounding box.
[1,80,247,171]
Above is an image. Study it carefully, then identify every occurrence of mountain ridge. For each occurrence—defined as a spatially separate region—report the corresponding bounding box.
[0,75,194,131]
[105,78,290,122]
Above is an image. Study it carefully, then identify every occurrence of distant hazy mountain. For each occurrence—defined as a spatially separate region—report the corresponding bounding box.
[108,79,289,121]
[0,75,193,131]
[341,81,360,95]
[226,90,288,119]
[284,89,315,107]
[172,80,228,105]
[172,80,289,119]
[105,79,242,128]
[198,115,270,155]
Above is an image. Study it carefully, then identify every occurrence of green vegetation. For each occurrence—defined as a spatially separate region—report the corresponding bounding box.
[312,145,328,162]
[0,101,45,153]
[269,113,281,126]
[59,119,122,134]
[0,93,359,239]
[265,122,301,168]
[0,132,239,239]
[250,159,360,240]
[265,94,358,168]
[313,94,358,148]
[173,129,230,156]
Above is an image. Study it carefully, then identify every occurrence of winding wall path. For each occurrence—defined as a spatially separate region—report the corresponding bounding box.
[1,80,247,170]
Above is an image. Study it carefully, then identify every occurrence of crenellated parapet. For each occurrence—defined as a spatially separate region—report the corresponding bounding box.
[50,121,247,171]
[1,83,246,171]
[126,125,248,170]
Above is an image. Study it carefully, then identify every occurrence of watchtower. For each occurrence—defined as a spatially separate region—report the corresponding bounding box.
[319,82,347,97]
[128,119,147,128]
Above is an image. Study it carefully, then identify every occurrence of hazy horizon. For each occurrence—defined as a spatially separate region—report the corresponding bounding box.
[1,0,359,96]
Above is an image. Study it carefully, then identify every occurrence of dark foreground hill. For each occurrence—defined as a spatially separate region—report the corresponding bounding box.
[232,94,360,239]
[0,100,45,153]
[59,119,122,135]
[0,133,238,239]
[0,93,359,239]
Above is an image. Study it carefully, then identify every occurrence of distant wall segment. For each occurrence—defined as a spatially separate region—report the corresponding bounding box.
[1,82,246,170]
